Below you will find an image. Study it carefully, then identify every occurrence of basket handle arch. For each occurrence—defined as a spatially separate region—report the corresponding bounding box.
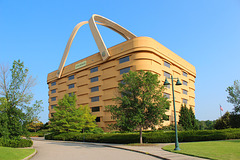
[57,14,137,78]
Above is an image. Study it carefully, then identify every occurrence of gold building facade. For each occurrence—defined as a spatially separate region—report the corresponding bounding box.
[47,15,196,131]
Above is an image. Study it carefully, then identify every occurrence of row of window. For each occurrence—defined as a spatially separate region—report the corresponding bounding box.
[52,96,101,102]
[163,61,188,77]
[50,112,101,122]
[164,71,188,86]
[51,104,100,113]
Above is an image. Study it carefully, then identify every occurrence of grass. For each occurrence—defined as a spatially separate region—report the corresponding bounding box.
[0,146,35,160]
[127,143,158,146]
[162,139,240,160]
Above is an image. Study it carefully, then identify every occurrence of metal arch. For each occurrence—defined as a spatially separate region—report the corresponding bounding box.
[56,14,137,78]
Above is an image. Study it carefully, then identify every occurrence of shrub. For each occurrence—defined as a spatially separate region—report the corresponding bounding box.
[45,128,240,144]
[0,137,33,148]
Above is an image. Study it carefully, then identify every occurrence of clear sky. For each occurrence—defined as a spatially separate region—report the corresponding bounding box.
[0,0,240,123]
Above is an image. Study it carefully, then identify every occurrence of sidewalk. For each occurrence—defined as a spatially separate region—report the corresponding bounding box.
[31,137,206,160]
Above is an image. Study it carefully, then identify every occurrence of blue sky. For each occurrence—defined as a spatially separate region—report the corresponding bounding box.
[0,0,240,123]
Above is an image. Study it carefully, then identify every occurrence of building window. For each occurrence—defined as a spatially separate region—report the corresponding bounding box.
[164,61,170,68]
[90,67,98,73]
[163,93,170,99]
[183,89,188,95]
[51,82,56,86]
[183,71,188,77]
[164,71,170,78]
[68,84,75,89]
[96,117,100,122]
[51,97,56,101]
[183,99,188,104]
[120,67,130,75]
[91,86,99,92]
[92,107,100,112]
[69,75,74,80]
[51,89,56,94]
[91,76,99,83]
[165,85,170,89]
[68,92,75,96]
[51,105,56,109]
[119,56,129,64]
[183,80,188,86]
[91,96,99,102]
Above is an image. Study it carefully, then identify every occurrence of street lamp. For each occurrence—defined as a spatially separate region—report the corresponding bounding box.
[164,75,181,150]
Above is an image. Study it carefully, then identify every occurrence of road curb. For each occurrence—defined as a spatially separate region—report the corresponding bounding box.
[101,144,170,160]
[22,149,37,160]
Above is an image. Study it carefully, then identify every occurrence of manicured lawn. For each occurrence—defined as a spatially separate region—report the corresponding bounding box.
[162,140,240,160]
[0,146,35,160]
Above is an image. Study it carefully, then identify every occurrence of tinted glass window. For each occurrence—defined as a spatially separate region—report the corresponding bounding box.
[91,86,99,92]
[163,93,170,99]
[91,76,99,83]
[164,61,170,68]
[68,84,75,89]
[68,92,75,96]
[183,99,188,104]
[69,75,74,80]
[51,105,56,109]
[183,89,188,95]
[91,96,99,102]
[183,80,188,86]
[92,107,100,112]
[90,67,98,73]
[51,89,56,94]
[164,71,170,78]
[51,82,56,86]
[183,71,188,77]
[96,117,100,122]
[119,56,129,64]
[51,97,56,101]
[120,67,130,75]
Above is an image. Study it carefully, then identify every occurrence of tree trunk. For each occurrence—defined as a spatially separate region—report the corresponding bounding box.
[140,127,143,144]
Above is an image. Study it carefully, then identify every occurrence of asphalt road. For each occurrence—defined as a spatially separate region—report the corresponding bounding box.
[31,139,163,160]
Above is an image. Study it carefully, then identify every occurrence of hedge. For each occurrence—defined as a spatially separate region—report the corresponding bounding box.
[0,137,33,148]
[45,128,240,144]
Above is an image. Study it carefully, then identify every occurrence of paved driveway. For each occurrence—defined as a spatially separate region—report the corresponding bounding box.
[31,138,163,160]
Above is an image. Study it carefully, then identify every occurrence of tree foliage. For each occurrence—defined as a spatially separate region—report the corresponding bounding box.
[28,118,43,132]
[178,104,198,130]
[214,111,231,129]
[0,60,43,138]
[226,80,240,114]
[197,120,216,130]
[49,94,97,134]
[106,70,170,143]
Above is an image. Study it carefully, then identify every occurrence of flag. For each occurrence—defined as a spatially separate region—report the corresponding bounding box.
[220,105,223,111]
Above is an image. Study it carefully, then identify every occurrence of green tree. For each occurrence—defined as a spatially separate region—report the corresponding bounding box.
[214,111,231,129]
[49,94,97,134]
[197,120,215,130]
[226,80,240,114]
[28,118,43,132]
[178,104,198,130]
[106,70,170,144]
[0,60,43,138]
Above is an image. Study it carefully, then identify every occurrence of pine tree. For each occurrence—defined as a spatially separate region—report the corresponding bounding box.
[178,104,198,130]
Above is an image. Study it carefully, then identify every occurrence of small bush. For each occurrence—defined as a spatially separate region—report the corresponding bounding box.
[0,137,33,148]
